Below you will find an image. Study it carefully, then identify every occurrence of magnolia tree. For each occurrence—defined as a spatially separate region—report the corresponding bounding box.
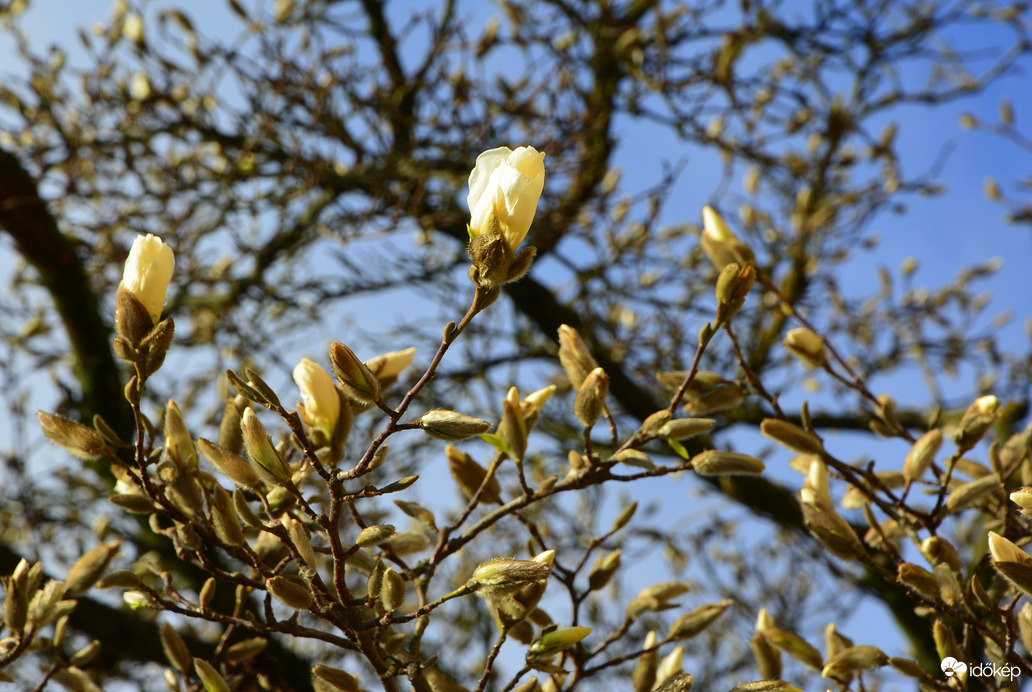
[1,1,1032,691]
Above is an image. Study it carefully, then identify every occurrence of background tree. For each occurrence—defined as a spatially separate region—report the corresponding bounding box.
[1,0,1031,690]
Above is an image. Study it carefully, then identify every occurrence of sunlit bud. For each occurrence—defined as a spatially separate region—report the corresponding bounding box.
[655,646,685,688]
[667,599,732,640]
[558,324,599,389]
[467,146,545,251]
[521,385,556,429]
[329,342,380,404]
[468,558,551,599]
[418,409,491,441]
[164,401,197,474]
[241,409,291,486]
[801,458,831,505]
[945,474,1002,513]
[356,524,396,548]
[920,536,962,573]
[935,563,963,605]
[293,358,341,442]
[988,532,1032,597]
[955,394,999,452]
[657,418,714,440]
[821,645,888,680]
[123,591,152,609]
[211,485,245,547]
[193,659,230,692]
[37,411,108,461]
[498,387,528,462]
[282,516,316,567]
[64,541,121,597]
[312,665,360,692]
[800,461,864,560]
[588,550,622,592]
[266,575,313,610]
[654,674,693,692]
[700,205,754,269]
[119,233,174,325]
[897,563,940,600]
[751,628,781,681]
[691,450,765,476]
[989,531,1030,563]
[764,626,823,669]
[574,367,608,428]
[715,261,755,321]
[380,568,405,612]
[903,429,942,484]
[633,631,659,692]
[365,347,417,384]
[761,418,824,455]
[784,328,825,369]
[160,622,192,674]
[122,12,144,44]
[527,626,591,659]
[446,445,502,504]
[198,438,260,489]
[1011,487,1032,516]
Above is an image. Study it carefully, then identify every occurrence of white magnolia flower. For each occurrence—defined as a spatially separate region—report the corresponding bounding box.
[467,145,545,251]
[121,234,174,323]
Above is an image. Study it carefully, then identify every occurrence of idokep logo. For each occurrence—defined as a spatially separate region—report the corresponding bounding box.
[941,656,1022,682]
[940,657,967,678]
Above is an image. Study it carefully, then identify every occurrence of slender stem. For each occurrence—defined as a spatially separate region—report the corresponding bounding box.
[475,627,510,692]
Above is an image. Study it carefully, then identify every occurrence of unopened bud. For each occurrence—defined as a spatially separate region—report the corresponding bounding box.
[917,537,960,574]
[329,342,381,404]
[164,401,197,473]
[897,563,940,600]
[193,659,230,692]
[761,419,824,455]
[380,568,405,612]
[37,411,108,461]
[65,541,121,597]
[700,205,754,269]
[903,429,942,484]
[821,645,888,679]
[656,418,714,440]
[955,394,999,452]
[356,524,396,548]
[667,599,732,640]
[527,626,591,659]
[446,445,502,504]
[241,409,291,486]
[266,576,313,610]
[574,367,608,428]
[587,550,622,592]
[784,328,825,369]
[691,450,765,476]
[498,387,528,462]
[558,324,598,389]
[469,558,551,599]
[764,626,823,669]
[419,409,491,441]
[312,664,360,692]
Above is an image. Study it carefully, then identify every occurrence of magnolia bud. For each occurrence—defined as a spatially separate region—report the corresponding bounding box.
[527,626,591,659]
[761,418,824,455]
[558,324,599,389]
[784,328,825,369]
[691,450,765,476]
[903,429,942,484]
[119,233,175,325]
[955,394,999,452]
[418,409,491,441]
[198,438,260,489]
[241,409,291,487]
[574,367,608,428]
[700,205,754,269]
[330,342,381,404]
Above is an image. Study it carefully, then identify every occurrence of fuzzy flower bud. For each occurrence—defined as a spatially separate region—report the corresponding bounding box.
[784,328,825,369]
[293,358,341,441]
[700,205,754,269]
[241,408,291,486]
